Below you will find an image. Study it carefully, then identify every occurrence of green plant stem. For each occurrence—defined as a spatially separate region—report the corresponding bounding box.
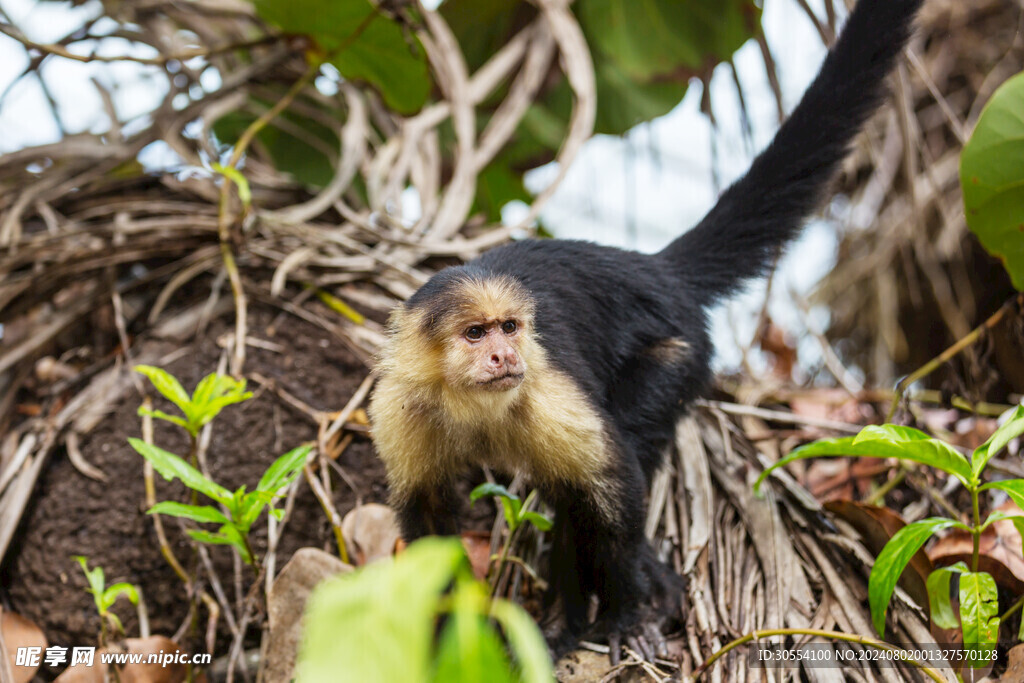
[971,486,981,573]
[887,292,1024,421]
[1001,594,1024,623]
[215,61,319,377]
[863,467,908,506]
[694,628,946,682]
[489,532,515,599]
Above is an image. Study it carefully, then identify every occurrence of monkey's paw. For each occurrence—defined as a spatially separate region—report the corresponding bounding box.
[606,608,672,665]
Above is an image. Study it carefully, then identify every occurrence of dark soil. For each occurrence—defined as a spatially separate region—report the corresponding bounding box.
[2,304,388,650]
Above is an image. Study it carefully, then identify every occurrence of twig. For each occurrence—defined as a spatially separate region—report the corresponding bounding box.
[887,292,1024,420]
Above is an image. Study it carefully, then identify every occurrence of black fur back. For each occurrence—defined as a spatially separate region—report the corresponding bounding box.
[659,0,924,305]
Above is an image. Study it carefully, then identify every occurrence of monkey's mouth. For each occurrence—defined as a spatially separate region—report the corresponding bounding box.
[478,373,525,391]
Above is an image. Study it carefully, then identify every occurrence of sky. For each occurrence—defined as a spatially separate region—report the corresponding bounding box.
[0,0,842,377]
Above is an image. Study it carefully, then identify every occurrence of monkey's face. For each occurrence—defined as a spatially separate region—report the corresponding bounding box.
[448,318,527,392]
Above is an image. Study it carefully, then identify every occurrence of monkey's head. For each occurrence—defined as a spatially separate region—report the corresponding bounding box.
[383,270,537,396]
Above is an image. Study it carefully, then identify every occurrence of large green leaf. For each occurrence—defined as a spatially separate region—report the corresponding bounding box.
[960,70,1024,290]
[868,518,967,636]
[959,571,1000,654]
[489,598,555,681]
[299,538,469,682]
[434,581,516,683]
[576,0,756,81]
[252,0,430,114]
[440,0,529,73]
[755,427,974,493]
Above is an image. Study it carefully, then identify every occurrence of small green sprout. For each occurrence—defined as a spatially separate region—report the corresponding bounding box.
[74,556,139,644]
[135,365,252,438]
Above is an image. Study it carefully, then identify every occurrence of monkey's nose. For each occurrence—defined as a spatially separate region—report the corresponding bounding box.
[489,353,503,368]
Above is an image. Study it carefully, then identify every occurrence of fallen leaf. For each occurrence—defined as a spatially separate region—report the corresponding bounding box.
[341,503,401,565]
[461,530,493,581]
[3,610,47,683]
[825,500,932,610]
[264,547,353,683]
[757,319,796,380]
[1004,643,1024,681]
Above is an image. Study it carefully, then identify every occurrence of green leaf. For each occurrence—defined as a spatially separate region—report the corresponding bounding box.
[959,571,1000,657]
[869,518,967,636]
[252,0,430,114]
[960,69,1024,290]
[434,580,515,683]
[190,374,252,429]
[101,583,140,612]
[756,427,974,494]
[220,524,255,564]
[577,0,756,81]
[187,528,234,546]
[237,493,268,532]
[148,502,230,525]
[257,445,312,493]
[521,511,553,532]
[489,597,556,682]
[470,482,516,503]
[853,424,934,444]
[74,556,106,600]
[134,365,191,414]
[979,510,1024,533]
[299,538,469,682]
[979,478,1024,511]
[136,407,190,431]
[926,562,968,630]
[128,438,231,504]
[973,404,1024,476]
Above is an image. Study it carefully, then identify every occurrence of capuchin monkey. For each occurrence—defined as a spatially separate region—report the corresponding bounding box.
[369,0,924,663]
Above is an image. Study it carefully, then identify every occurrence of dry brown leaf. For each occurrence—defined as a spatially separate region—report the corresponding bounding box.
[341,503,401,565]
[757,319,796,380]
[789,387,865,424]
[264,547,353,683]
[824,500,932,610]
[1003,643,1024,682]
[3,610,47,683]
[460,530,493,581]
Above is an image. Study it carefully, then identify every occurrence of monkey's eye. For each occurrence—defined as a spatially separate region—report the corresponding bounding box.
[465,326,486,341]
[501,320,517,334]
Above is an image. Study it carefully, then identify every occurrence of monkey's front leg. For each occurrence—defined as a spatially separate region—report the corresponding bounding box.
[549,472,681,664]
[393,483,461,541]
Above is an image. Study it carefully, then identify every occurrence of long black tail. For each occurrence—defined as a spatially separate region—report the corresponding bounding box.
[659,0,924,305]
